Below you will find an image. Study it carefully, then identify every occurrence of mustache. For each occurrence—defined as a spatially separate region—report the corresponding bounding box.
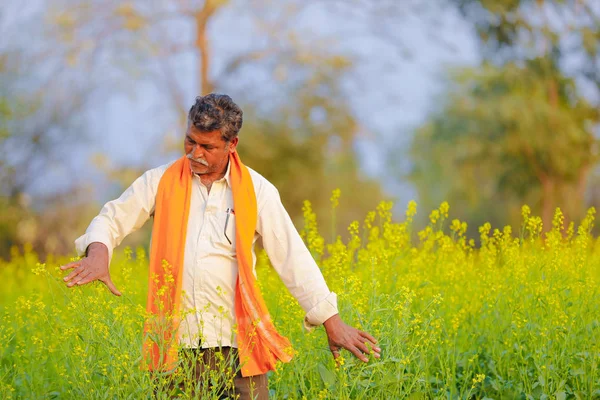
[186,153,209,166]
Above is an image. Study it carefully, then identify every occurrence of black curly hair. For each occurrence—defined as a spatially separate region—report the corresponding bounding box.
[187,94,243,142]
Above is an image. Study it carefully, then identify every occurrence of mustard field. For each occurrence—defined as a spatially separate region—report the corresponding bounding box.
[1,200,599,399]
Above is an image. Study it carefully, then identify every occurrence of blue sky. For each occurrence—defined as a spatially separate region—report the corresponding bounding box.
[90,2,478,206]
[4,1,480,209]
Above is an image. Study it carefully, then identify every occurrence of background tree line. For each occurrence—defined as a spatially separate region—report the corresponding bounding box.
[409,0,600,234]
[0,0,598,259]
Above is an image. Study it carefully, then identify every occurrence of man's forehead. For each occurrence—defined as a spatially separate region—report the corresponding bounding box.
[186,126,223,142]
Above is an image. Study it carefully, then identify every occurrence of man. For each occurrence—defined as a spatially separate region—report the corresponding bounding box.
[60,94,380,399]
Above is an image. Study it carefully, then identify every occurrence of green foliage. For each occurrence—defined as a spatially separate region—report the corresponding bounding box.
[0,96,10,141]
[0,189,103,261]
[238,94,384,240]
[2,200,600,398]
[454,0,600,98]
[0,196,31,259]
[411,0,600,232]
[410,59,598,232]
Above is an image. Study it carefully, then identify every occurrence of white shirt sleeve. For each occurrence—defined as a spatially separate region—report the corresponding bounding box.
[256,185,338,331]
[74,165,165,266]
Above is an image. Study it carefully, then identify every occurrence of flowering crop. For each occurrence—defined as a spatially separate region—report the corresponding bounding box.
[0,197,599,399]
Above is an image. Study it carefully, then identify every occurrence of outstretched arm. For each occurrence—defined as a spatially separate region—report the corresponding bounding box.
[61,165,165,294]
[257,186,381,363]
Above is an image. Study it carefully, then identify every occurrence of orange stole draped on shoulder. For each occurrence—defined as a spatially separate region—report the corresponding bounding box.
[140,152,293,377]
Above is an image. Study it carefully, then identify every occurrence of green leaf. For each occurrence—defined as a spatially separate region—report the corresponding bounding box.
[317,363,336,388]
[538,374,545,386]
[570,368,585,376]
[581,27,598,56]
[555,391,566,400]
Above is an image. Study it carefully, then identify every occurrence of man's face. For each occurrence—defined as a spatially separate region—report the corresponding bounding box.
[184,125,238,175]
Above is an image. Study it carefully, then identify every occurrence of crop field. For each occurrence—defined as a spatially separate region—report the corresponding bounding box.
[1,200,599,399]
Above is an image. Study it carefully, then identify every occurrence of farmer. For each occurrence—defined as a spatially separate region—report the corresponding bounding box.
[60,94,380,399]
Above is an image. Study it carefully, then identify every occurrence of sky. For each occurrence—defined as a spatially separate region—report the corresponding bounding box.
[91,1,478,207]
[4,0,480,210]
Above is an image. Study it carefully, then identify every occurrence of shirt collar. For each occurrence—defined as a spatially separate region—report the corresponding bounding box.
[219,158,232,187]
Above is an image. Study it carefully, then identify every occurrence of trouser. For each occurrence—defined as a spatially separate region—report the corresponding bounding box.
[151,346,269,400]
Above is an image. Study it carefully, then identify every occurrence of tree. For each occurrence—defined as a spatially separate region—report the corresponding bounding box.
[44,0,386,249]
[237,70,385,238]
[410,0,600,231]
[411,59,598,232]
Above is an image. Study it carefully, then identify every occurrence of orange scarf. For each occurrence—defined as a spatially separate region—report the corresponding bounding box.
[140,152,293,377]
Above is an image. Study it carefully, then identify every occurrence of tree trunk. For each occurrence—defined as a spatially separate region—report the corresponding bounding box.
[571,164,591,223]
[557,165,590,231]
[195,1,223,95]
[540,174,555,232]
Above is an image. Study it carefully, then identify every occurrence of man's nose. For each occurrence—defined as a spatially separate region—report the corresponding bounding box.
[192,144,204,159]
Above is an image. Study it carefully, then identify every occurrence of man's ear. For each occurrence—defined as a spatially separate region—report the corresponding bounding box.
[228,137,239,153]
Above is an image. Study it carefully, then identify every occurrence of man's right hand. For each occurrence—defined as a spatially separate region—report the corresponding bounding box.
[60,242,122,296]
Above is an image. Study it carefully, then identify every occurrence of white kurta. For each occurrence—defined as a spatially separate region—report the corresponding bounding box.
[74,159,338,348]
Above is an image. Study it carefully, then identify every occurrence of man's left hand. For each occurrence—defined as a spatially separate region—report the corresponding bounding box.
[323,314,381,364]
